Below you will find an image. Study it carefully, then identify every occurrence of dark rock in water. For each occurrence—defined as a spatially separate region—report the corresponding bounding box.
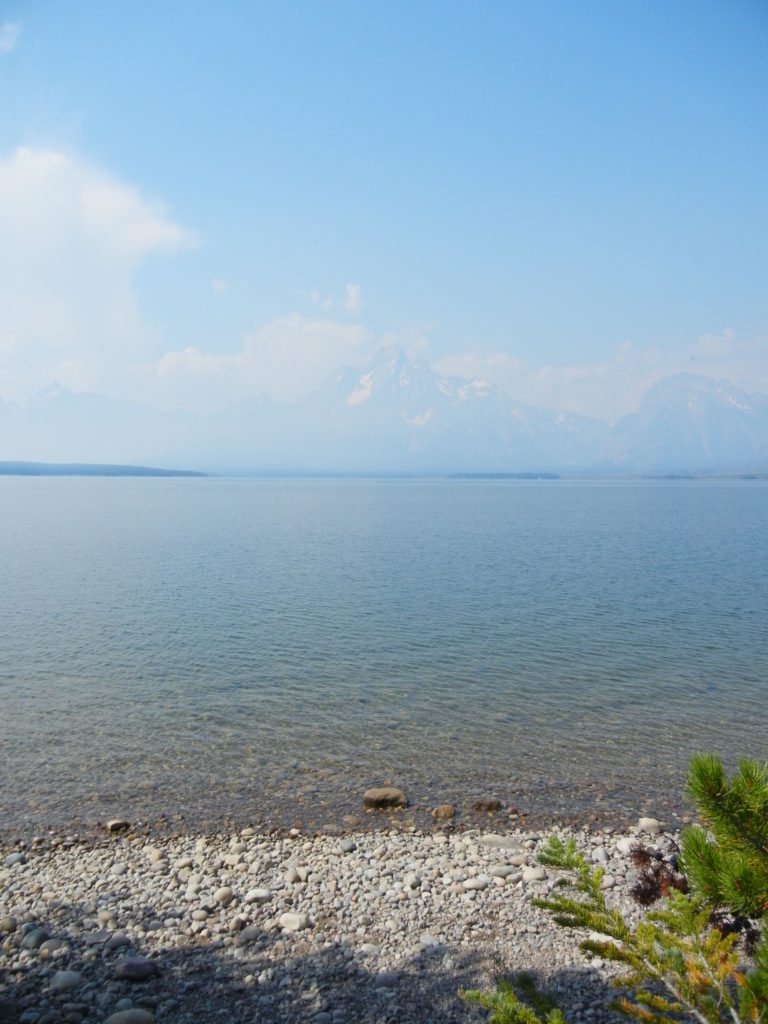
[363,786,408,810]
[473,797,501,813]
[106,818,130,834]
[431,804,456,819]
[114,957,161,981]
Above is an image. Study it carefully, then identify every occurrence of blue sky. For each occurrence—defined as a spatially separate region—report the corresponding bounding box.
[1,0,766,421]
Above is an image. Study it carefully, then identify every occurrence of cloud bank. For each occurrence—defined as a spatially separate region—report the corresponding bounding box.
[0,147,194,401]
[1,148,765,424]
[149,314,374,409]
[434,330,768,424]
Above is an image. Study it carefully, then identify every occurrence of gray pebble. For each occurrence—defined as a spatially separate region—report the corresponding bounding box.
[49,970,82,992]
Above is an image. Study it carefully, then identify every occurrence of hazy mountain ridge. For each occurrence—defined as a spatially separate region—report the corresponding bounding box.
[2,350,767,474]
[606,373,768,473]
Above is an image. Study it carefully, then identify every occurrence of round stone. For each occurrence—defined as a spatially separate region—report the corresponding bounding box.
[214,886,234,906]
[245,888,271,904]
[363,786,408,810]
[480,833,519,850]
[489,865,516,878]
[279,912,310,932]
[473,798,501,812]
[106,1011,155,1024]
[431,804,455,820]
[638,817,662,835]
[39,937,68,957]
[462,875,491,891]
[522,866,547,882]
[106,819,130,834]
[114,956,161,981]
[22,927,50,950]
[49,970,82,992]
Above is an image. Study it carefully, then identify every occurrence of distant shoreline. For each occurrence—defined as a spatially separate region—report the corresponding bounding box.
[0,461,206,478]
[0,462,765,481]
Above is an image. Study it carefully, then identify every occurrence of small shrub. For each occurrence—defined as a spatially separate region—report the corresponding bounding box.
[461,755,768,1024]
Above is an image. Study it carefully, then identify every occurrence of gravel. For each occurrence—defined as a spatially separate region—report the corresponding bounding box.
[0,819,677,1024]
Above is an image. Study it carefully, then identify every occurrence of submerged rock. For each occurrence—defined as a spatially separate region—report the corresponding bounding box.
[431,804,455,819]
[106,819,131,834]
[363,786,408,810]
[473,797,501,813]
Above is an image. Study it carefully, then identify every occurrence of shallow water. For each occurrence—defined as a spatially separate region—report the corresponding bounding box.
[1,477,766,834]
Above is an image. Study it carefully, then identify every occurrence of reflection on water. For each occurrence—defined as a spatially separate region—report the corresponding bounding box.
[1,478,766,832]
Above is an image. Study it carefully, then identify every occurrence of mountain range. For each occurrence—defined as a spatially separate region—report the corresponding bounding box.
[1,347,767,474]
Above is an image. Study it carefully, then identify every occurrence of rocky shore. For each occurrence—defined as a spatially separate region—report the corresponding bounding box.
[0,814,674,1024]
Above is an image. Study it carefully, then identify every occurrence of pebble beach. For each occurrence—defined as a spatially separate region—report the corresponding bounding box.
[0,803,677,1024]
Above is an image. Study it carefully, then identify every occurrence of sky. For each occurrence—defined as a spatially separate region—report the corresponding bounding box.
[0,0,767,423]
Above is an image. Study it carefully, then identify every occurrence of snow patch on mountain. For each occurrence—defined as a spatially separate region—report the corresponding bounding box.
[402,409,432,427]
[4,355,766,474]
[346,372,373,405]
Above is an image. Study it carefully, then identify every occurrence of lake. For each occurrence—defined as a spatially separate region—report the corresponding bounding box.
[1,477,765,834]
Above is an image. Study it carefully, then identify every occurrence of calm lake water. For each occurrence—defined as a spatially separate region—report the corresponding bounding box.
[1,477,766,834]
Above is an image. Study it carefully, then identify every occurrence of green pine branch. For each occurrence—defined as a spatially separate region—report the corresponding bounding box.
[682,755,768,918]
[461,754,768,1024]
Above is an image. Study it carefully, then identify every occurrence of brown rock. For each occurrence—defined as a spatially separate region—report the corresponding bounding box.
[473,797,501,813]
[106,819,130,834]
[363,786,408,810]
[431,804,455,820]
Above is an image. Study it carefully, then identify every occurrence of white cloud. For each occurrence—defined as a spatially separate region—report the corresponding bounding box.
[307,282,362,314]
[343,282,362,313]
[0,146,195,401]
[0,20,21,53]
[148,313,374,409]
[310,288,334,312]
[434,329,768,423]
